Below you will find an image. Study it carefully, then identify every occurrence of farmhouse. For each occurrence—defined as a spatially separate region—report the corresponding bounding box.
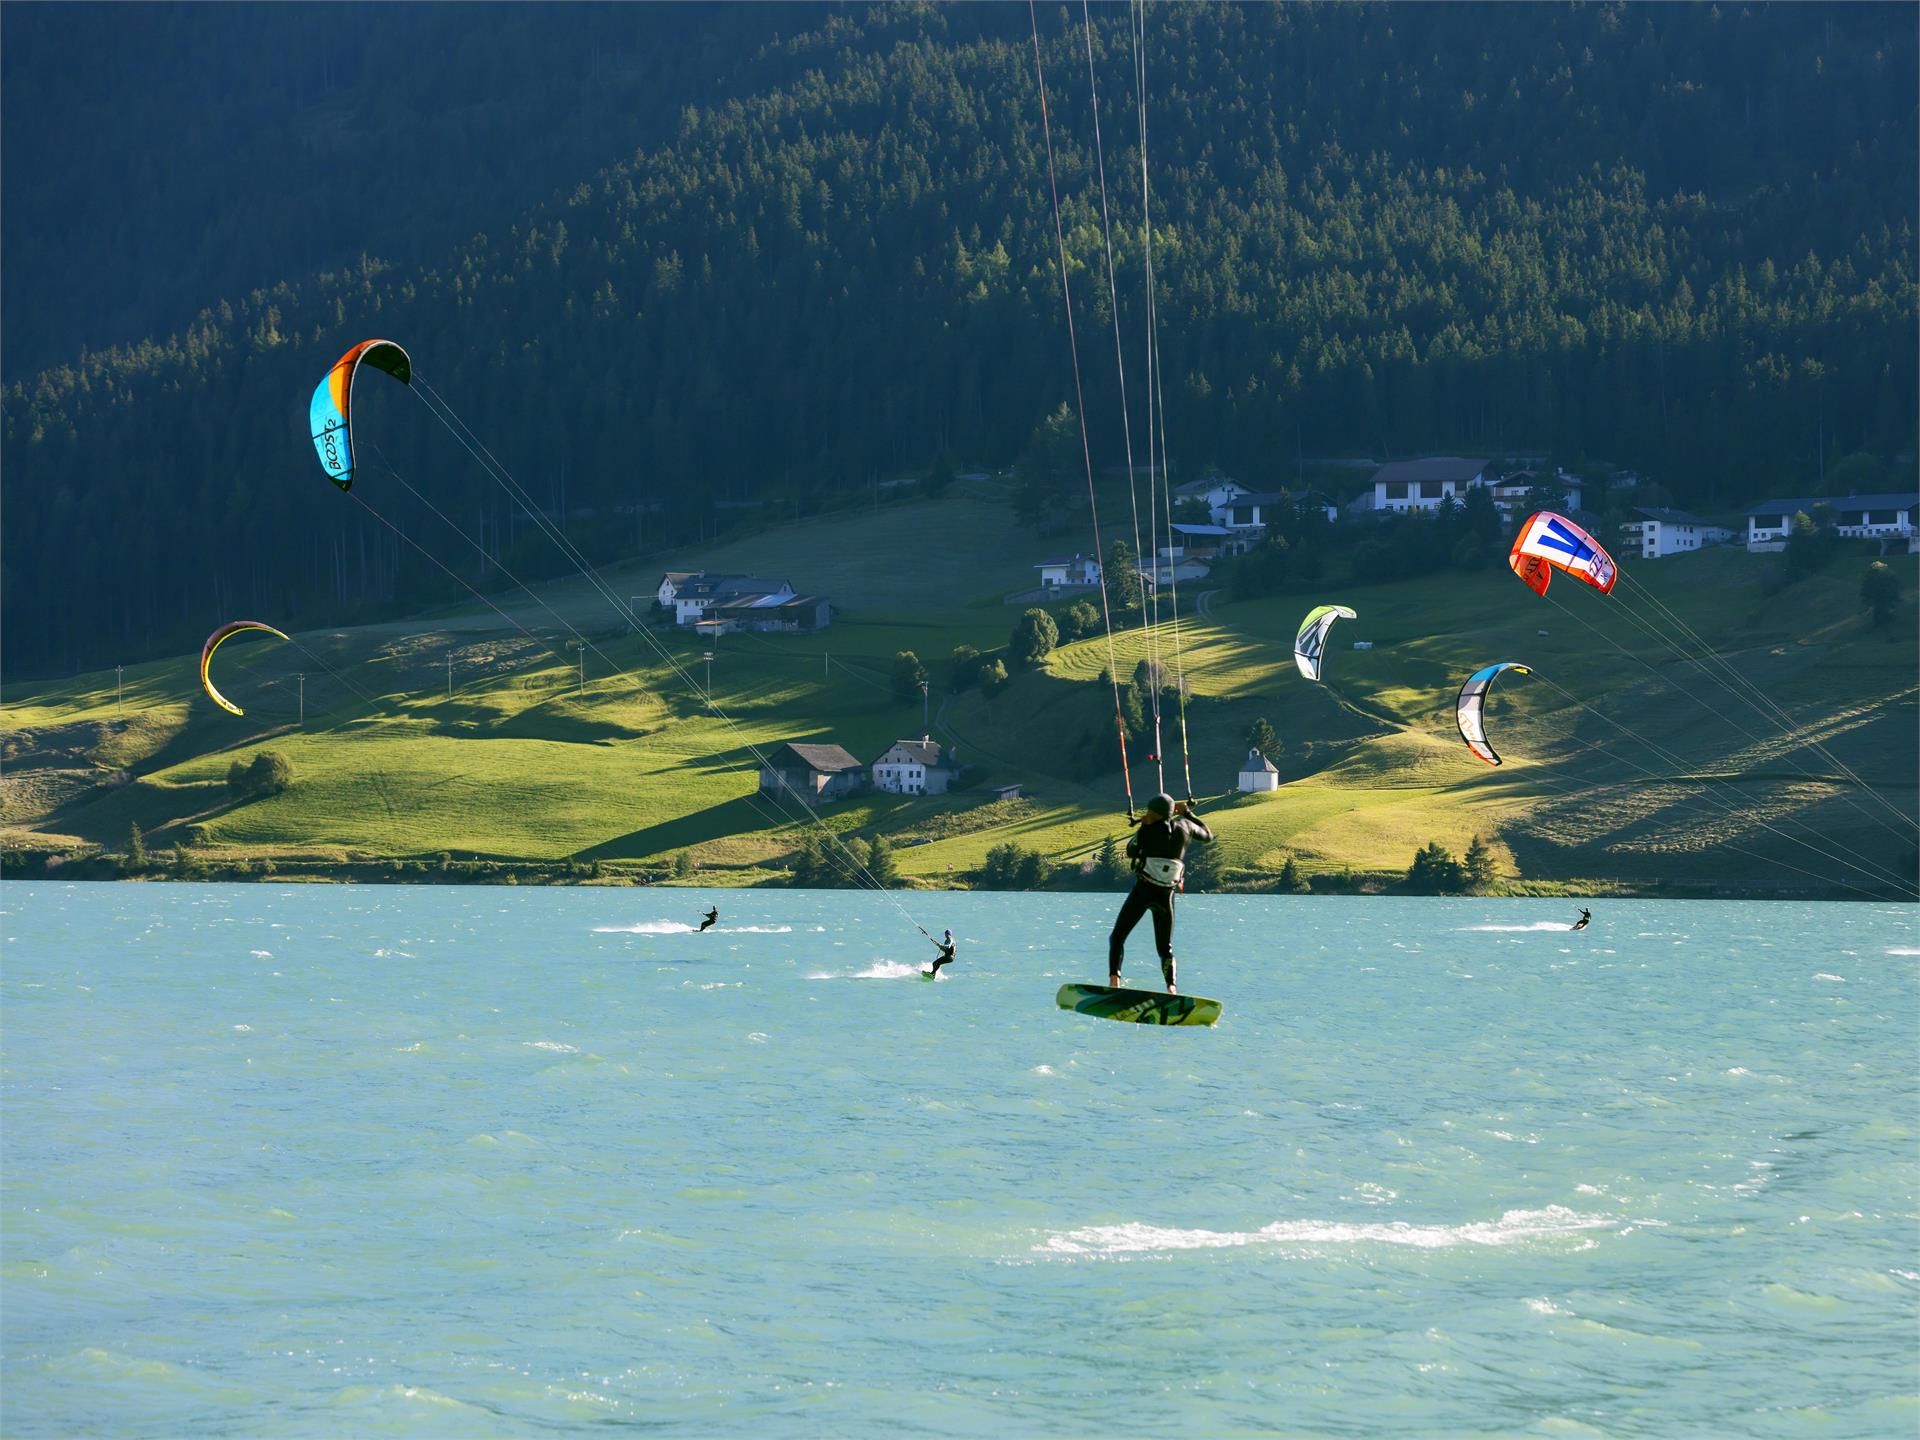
[759,742,866,805]
[871,736,954,796]
[665,573,795,625]
[1486,467,1585,521]
[1035,555,1102,589]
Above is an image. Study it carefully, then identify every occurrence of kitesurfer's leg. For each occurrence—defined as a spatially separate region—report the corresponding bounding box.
[1150,887,1177,992]
[1108,882,1152,986]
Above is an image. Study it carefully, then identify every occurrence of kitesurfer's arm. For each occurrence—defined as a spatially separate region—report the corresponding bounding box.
[1173,803,1213,844]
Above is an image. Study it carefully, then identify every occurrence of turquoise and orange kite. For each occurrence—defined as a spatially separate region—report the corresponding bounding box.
[309,339,412,491]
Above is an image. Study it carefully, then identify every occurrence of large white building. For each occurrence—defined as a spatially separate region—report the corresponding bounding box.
[1617,508,1734,559]
[1366,457,1490,513]
[1035,555,1102,589]
[871,737,953,796]
[1745,492,1919,553]
[1486,468,1585,521]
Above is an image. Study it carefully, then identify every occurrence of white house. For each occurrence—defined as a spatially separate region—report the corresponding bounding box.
[1368,457,1490,513]
[1487,468,1584,521]
[1161,523,1234,561]
[1237,748,1279,794]
[1035,555,1102,589]
[1617,508,1734,559]
[872,737,953,796]
[1213,490,1290,533]
[1174,477,1250,514]
[1746,492,1919,553]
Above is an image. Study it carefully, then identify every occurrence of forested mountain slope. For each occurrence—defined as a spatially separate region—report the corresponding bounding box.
[5,3,1914,678]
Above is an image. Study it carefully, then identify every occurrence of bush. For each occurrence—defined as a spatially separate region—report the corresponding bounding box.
[1275,854,1310,893]
[672,850,695,880]
[229,750,293,801]
[1010,608,1059,668]
[1064,599,1102,640]
[866,833,899,888]
[1184,837,1223,891]
[979,841,1052,890]
[978,658,1009,696]
[1862,560,1902,626]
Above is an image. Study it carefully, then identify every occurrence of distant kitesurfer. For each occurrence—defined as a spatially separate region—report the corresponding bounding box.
[698,905,719,933]
[1570,907,1592,932]
[926,929,957,979]
[1109,794,1212,993]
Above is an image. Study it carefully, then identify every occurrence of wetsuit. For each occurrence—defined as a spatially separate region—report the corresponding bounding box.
[698,908,718,933]
[1570,909,1591,932]
[1109,813,1213,990]
[927,940,956,977]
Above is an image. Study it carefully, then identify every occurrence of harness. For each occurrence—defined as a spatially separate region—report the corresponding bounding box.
[1137,854,1184,889]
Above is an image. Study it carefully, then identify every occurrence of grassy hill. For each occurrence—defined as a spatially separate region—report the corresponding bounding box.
[4,489,1915,898]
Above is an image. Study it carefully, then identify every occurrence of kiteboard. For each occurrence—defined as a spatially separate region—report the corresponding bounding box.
[1055,984,1221,1027]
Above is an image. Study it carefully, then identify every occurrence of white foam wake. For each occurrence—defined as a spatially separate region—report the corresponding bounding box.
[1037,1206,1612,1256]
[1461,921,1573,933]
[724,925,793,934]
[806,960,923,981]
[593,921,696,934]
[1887,946,1920,957]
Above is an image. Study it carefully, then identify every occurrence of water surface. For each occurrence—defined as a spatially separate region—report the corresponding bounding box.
[3,884,1915,1437]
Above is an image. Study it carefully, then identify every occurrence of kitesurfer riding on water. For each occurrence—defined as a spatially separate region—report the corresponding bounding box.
[1110,794,1212,993]
[698,906,718,933]
[926,929,957,979]
[1571,907,1591,932]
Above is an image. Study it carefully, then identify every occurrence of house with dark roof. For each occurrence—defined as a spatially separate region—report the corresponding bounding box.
[1366,457,1491,513]
[759,742,867,805]
[1744,492,1919,553]
[872,737,954,796]
[1617,508,1734,560]
[1487,467,1585,521]
[1035,555,1102,589]
[670,574,795,625]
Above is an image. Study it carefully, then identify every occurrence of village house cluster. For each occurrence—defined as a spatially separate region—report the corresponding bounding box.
[1028,458,1916,592]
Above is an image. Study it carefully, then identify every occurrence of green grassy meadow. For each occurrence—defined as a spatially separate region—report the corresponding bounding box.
[4,488,1915,897]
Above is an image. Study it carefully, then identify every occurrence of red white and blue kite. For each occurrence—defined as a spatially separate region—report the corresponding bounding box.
[1508,511,1617,597]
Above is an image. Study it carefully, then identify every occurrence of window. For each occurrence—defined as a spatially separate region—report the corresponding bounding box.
[1384,482,1408,500]
[1419,481,1444,499]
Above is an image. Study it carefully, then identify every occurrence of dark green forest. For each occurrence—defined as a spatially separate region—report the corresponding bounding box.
[4,2,1915,677]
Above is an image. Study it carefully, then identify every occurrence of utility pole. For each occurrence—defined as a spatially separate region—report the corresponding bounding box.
[570,640,586,693]
[446,653,453,699]
[920,679,929,734]
[296,673,306,727]
[115,665,125,717]
[703,650,714,701]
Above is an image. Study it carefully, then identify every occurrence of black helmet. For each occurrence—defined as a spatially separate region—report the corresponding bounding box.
[1145,792,1174,818]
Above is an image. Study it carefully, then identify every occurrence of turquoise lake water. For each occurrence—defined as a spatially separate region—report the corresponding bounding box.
[2,882,1916,1438]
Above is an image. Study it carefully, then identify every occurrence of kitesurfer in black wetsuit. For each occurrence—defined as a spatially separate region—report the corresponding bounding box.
[697,906,719,933]
[1570,907,1591,932]
[1109,793,1213,993]
[926,928,957,978]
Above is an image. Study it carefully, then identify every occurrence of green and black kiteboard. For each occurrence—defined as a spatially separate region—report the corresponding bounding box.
[1055,983,1221,1027]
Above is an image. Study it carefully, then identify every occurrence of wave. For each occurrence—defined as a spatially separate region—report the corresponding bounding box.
[1037,1205,1612,1256]
[1461,921,1573,933]
[593,921,696,934]
[1887,946,1920,957]
[724,925,793,934]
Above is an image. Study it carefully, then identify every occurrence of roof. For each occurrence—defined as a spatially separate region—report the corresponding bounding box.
[777,742,864,774]
[1238,749,1278,774]
[1174,477,1240,496]
[1169,523,1232,536]
[660,571,701,584]
[1229,491,1286,506]
[881,738,946,767]
[1036,554,1098,568]
[1371,457,1490,486]
[1746,493,1918,517]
